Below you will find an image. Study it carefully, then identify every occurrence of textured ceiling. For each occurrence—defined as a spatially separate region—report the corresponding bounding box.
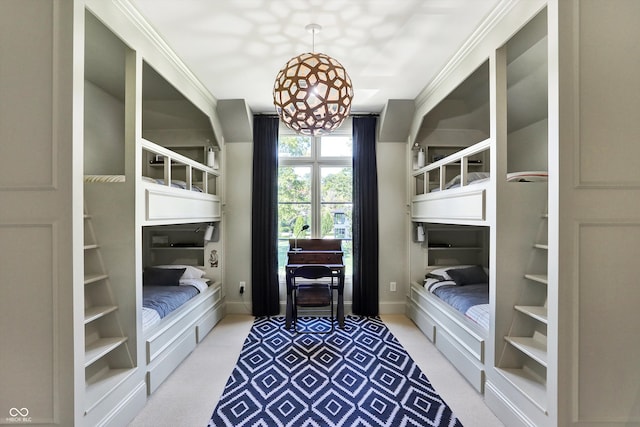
[128,0,504,114]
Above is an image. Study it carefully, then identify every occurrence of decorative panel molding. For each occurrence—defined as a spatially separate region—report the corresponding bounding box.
[575,221,640,423]
[0,223,57,424]
[575,0,640,188]
[0,0,56,190]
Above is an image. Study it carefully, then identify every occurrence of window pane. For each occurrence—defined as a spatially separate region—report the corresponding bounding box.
[278,166,311,202]
[279,135,312,157]
[320,203,352,239]
[277,202,311,276]
[320,135,352,157]
[278,135,353,276]
[278,166,312,258]
[321,167,352,203]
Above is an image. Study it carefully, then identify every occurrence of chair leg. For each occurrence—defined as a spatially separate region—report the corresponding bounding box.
[330,288,335,332]
[294,284,334,334]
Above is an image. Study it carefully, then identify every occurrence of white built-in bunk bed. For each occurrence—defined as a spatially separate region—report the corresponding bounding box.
[407,137,493,393]
[139,140,224,395]
[407,137,548,393]
[82,11,225,418]
[408,7,551,425]
[84,141,224,395]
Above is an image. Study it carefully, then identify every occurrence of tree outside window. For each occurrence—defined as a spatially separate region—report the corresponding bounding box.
[277,134,352,275]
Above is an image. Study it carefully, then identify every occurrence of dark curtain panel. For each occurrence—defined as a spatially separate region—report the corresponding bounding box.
[351,116,379,316]
[251,115,280,316]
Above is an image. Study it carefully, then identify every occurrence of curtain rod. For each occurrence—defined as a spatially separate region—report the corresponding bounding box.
[350,113,379,118]
[254,113,379,118]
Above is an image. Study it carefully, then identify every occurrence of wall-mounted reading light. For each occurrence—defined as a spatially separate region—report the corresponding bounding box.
[204,224,215,242]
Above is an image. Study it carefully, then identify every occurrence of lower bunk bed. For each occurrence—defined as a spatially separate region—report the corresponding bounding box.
[142,265,225,394]
[406,265,489,393]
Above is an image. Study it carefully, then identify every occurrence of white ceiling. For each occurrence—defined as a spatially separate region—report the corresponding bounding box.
[128,0,505,114]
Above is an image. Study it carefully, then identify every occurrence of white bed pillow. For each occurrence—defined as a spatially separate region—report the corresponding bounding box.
[444,172,490,189]
[506,171,548,182]
[424,277,456,293]
[179,277,209,292]
[428,265,475,280]
[153,264,205,280]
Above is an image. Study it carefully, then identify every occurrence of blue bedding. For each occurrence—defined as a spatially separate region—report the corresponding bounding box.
[143,285,200,319]
[432,284,489,315]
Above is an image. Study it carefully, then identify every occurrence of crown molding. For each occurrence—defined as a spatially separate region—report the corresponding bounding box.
[414,0,519,108]
[113,0,217,107]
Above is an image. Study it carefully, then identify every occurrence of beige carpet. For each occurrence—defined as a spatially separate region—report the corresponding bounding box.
[129,314,503,427]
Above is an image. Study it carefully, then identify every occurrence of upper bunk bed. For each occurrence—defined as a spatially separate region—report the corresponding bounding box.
[84,49,223,226]
[138,139,221,225]
[409,57,548,227]
[409,61,492,226]
[411,139,491,225]
[410,139,547,225]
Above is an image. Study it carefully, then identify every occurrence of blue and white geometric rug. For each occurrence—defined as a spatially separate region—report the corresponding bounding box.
[208,316,463,427]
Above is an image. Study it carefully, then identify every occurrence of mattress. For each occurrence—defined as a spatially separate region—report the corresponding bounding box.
[432,283,489,314]
[143,285,200,320]
[142,306,162,331]
[142,176,203,192]
[432,284,489,331]
[465,304,490,331]
[431,172,490,192]
[84,175,204,192]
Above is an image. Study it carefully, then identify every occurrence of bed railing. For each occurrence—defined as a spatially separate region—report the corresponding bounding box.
[142,138,219,196]
[412,139,490,196]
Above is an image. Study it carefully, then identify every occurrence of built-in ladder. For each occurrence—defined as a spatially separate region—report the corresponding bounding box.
[83,209,134,414]
[496,212,548,412]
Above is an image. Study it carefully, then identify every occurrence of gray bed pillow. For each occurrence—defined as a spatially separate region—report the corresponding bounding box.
[143,267,186,286]
[426,272,447,281]
[446,265,488,286]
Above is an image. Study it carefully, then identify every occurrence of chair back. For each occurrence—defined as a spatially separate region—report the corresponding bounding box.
[292,265,334,280]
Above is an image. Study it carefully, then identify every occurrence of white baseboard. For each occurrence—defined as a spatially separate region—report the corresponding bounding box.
[379,301,407,314]
[225,299,407,316]
[225,300,253,314]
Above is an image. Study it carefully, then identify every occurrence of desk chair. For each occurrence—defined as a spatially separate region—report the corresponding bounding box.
[291,265,335,333]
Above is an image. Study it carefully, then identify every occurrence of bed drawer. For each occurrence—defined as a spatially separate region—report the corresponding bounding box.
[410,284,485,362]
[196,300,225,342]
[146,286,220,363]
[435,327,485,393]
[406,296,436,342]
[146,329,196,394]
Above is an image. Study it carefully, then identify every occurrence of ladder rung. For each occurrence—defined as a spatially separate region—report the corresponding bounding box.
[524,274,548,285]
[84,274,108,285]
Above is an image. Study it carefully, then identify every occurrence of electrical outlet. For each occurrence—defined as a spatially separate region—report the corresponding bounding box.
[239,281,246,294]
[390,281,397,292]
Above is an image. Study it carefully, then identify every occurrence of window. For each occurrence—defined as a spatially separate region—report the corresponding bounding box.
[277,134,353,275]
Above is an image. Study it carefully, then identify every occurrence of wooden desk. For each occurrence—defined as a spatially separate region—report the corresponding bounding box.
[285,239,344,329]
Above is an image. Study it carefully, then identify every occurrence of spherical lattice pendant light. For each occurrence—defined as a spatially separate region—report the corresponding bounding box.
[273,24,353,136]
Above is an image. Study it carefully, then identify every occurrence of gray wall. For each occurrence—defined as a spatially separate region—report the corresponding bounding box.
[223,138,408,315]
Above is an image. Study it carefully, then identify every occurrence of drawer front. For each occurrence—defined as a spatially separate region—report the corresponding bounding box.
[287,253,343,264]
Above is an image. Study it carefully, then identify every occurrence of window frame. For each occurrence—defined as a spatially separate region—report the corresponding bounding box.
[277,129,353,276]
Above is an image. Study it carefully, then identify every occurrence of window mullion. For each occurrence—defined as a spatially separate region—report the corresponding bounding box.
[311,136,321,238]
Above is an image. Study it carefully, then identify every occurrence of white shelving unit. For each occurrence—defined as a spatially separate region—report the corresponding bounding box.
[83,211,135,414]
[496,208,549,413]
[423,224,488,268]
[144,224,215,268]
